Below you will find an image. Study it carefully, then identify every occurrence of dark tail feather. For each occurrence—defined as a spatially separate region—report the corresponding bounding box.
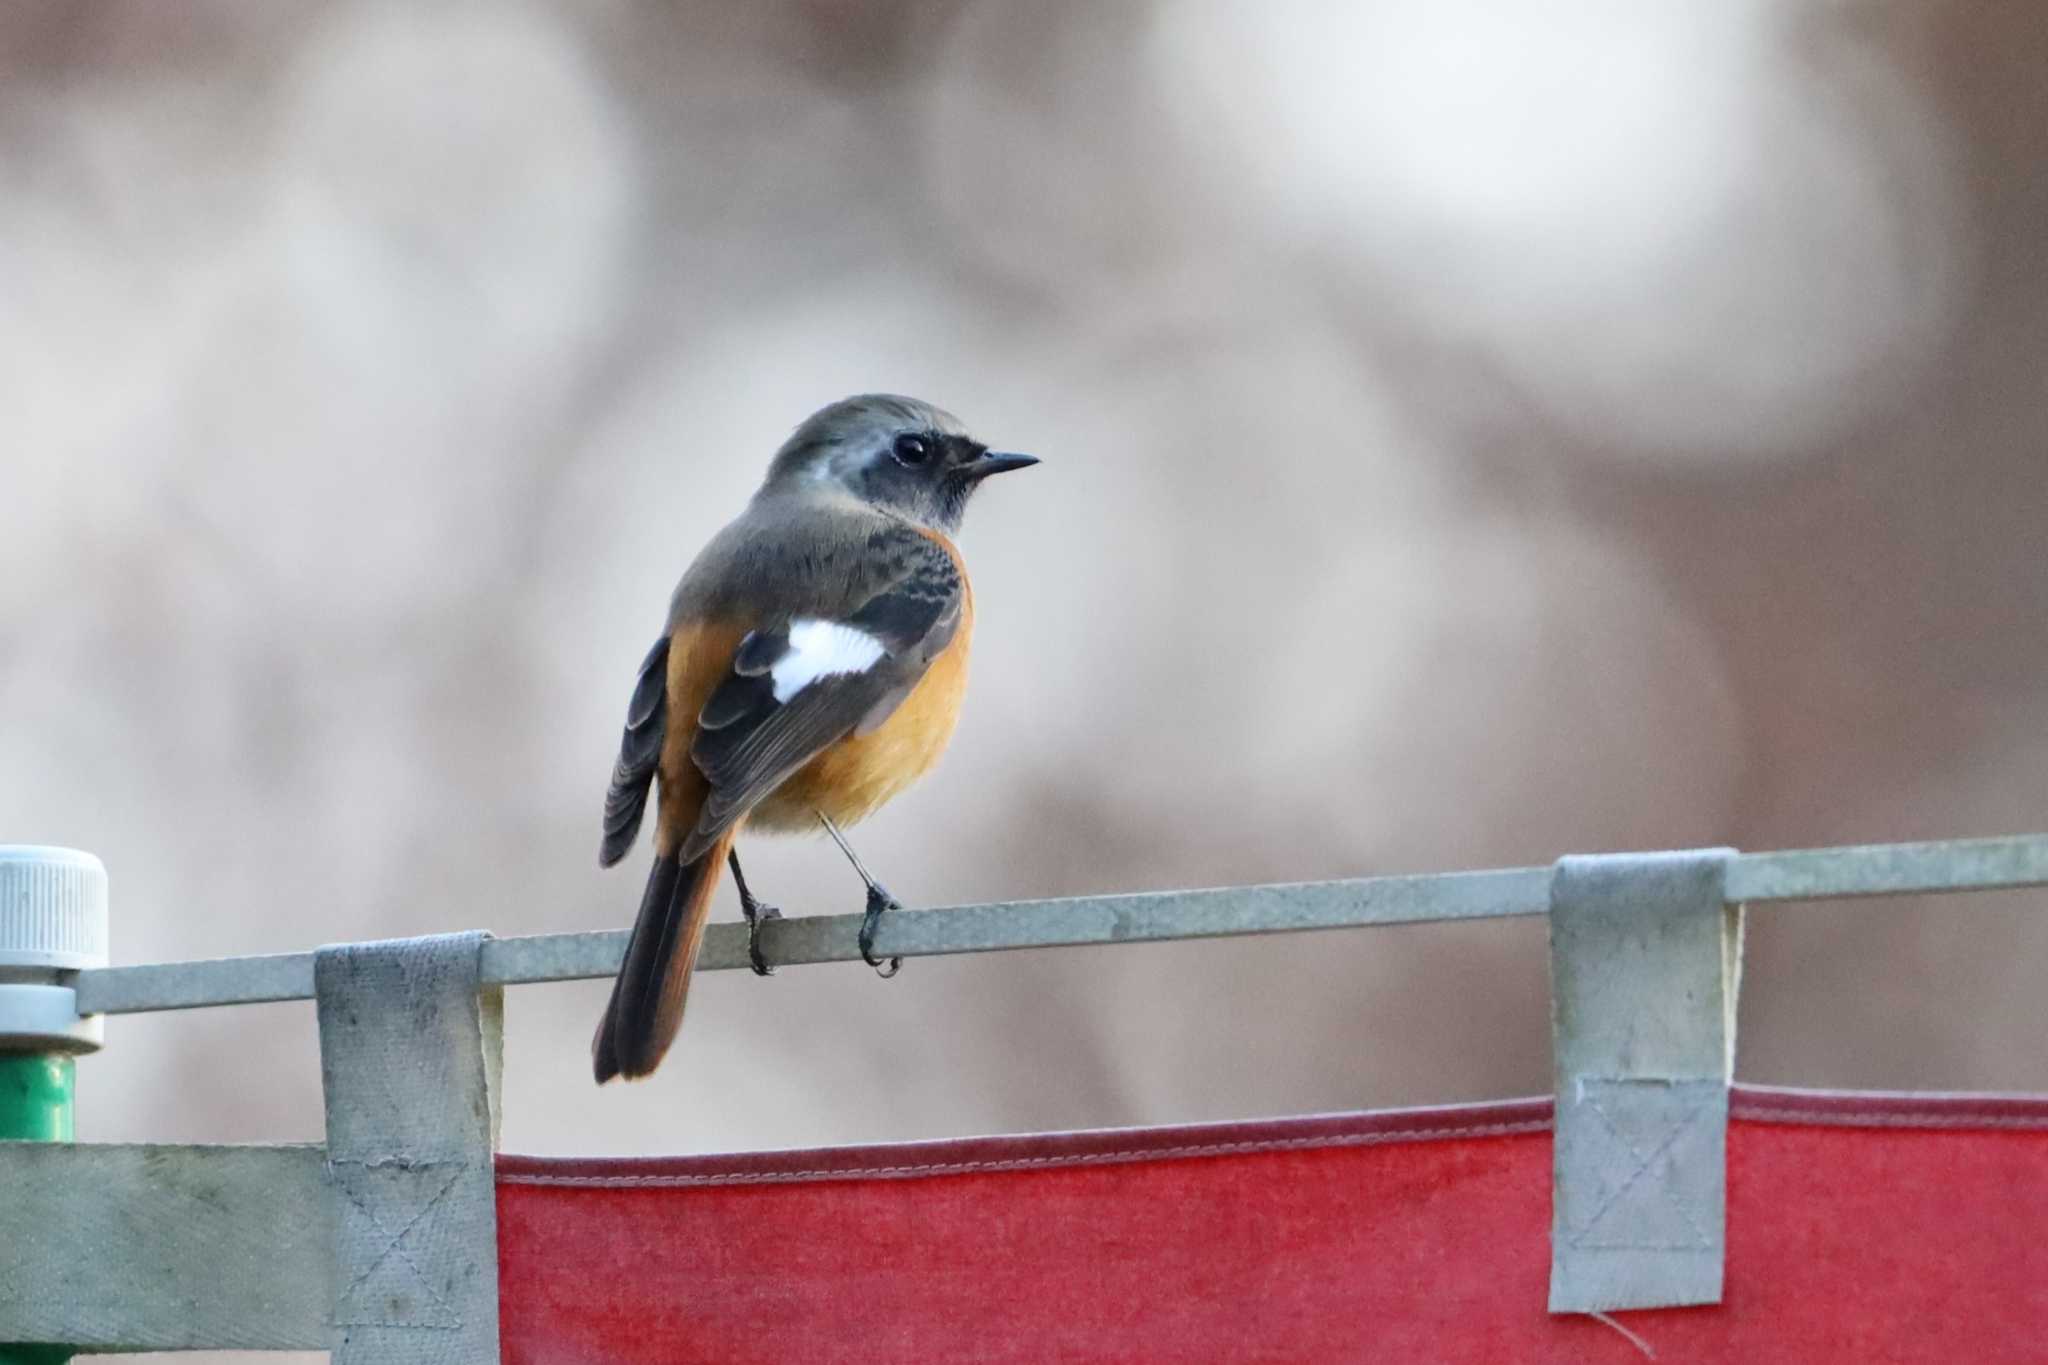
[593,833,733,1083]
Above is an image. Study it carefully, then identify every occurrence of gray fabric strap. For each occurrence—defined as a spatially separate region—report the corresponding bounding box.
[315,931,503,1363]
[1548,849,1743,1313]
[0,1143,332,1350]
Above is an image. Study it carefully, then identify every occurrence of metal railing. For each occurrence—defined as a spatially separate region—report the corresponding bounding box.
[72,833,2048,1016]
[1,831,2043,1359]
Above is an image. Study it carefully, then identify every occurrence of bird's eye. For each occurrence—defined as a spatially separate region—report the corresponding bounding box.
[892,433,932,466]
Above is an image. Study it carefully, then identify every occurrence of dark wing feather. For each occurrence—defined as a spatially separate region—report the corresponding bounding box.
[599,635,670,867]
[677,530,961,862]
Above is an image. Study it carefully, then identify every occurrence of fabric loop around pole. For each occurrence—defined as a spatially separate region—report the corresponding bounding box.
[1548,848,1743,1313]
[315,931,502,1363]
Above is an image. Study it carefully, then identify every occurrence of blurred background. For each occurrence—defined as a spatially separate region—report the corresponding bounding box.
[3,2,2047,1348]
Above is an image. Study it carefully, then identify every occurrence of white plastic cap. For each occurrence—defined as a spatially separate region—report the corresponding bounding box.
[0,845,109,1051]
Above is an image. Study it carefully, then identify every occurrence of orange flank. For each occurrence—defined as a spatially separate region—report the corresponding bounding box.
[652,620,746,856]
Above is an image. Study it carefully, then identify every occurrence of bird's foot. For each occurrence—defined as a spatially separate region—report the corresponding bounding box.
[858,883,904,979]
[742,900,782,978]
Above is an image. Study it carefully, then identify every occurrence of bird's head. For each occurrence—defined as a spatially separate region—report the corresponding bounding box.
[761,394,1038,532]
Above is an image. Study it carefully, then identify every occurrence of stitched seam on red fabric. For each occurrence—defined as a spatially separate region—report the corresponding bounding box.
[1728,1105,2048,1130]
[496,1095,2048,1190]
[496,1119,1554,1188]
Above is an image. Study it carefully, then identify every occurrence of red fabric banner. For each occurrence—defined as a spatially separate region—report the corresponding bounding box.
[497,1086,2048,1363]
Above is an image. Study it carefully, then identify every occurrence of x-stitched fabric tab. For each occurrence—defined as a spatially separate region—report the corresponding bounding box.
[1548,849,1739,1314]
[1561,1079,1721,1252]
[329,1160,467,1328]
[315,932,501,1364]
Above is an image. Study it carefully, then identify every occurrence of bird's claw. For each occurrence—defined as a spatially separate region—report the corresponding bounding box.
[858,884,904,978]
[743,903,781,977]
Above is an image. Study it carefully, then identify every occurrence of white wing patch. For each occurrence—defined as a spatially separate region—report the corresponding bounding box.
[770,619,887,703]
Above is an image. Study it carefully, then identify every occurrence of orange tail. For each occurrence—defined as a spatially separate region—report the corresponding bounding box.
[593,829,735,1083]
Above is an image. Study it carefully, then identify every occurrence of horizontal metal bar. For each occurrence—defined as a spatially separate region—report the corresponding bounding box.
[70,834,2048,1016]
[76,949,317,1014]
[1727,834,2048,903]
[485,866,1552,986]
[78,868,1550,1015]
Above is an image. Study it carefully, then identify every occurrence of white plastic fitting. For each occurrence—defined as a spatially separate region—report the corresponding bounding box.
[0,845,109,1052]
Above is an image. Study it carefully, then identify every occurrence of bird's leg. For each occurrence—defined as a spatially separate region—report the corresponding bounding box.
[817,812,904,978]
[728,848,780,978]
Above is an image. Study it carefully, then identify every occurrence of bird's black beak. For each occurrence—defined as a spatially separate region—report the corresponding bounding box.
[965,450,1040,480]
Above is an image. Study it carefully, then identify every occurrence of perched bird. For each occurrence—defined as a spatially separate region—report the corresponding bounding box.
[592,394,1039,1083]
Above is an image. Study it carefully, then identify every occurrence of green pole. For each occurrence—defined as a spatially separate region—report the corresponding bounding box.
[0,847,106,1365]
[0,1053,74,1142]
[0,1053,74,1364]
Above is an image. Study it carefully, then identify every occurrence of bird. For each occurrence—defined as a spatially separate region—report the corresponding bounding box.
[591,394,1039,1083]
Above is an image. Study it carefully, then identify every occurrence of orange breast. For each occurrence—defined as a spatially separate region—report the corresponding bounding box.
[749,587,974,832]
[659,528,978,845]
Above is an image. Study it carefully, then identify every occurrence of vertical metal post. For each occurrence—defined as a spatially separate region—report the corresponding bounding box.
[0,848,109,1365]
